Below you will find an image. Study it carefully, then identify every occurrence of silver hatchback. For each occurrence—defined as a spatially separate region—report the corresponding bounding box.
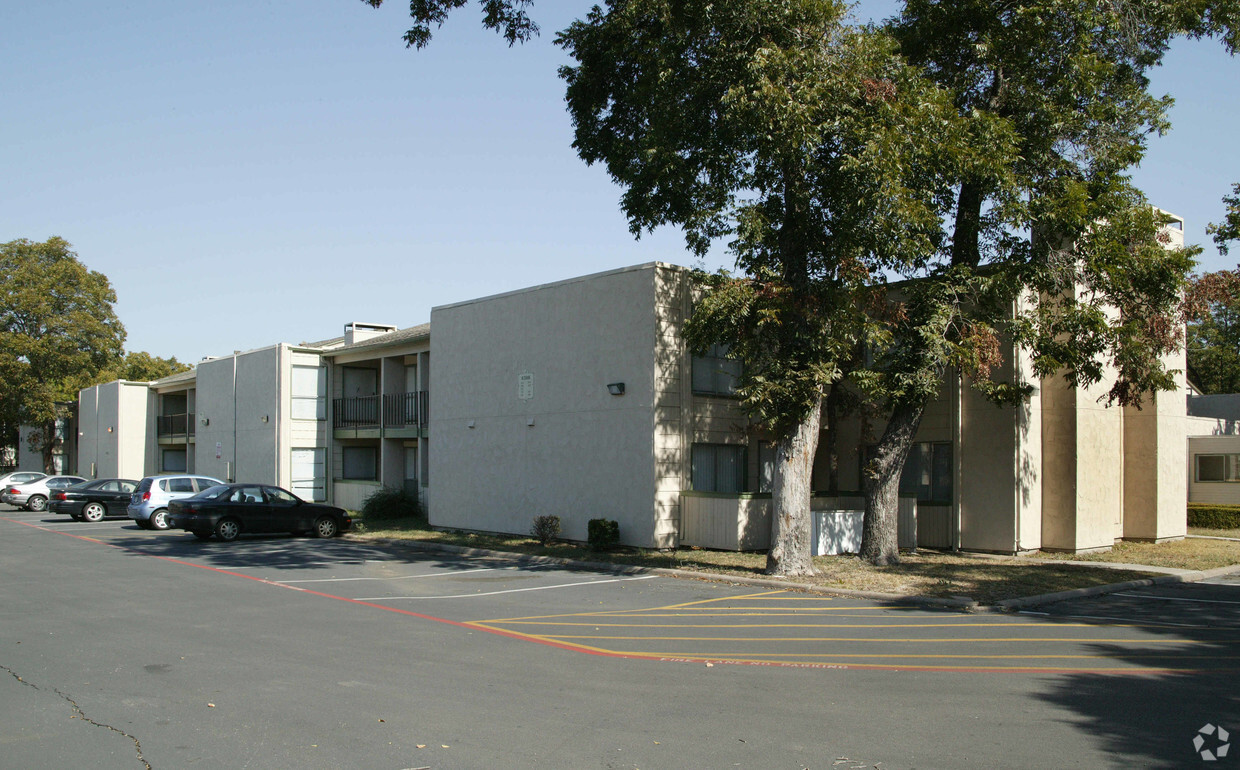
[128,475,224,530]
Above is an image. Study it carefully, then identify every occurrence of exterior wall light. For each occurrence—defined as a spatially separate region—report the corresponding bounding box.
[200,417,209,426]
[607,382,626,396]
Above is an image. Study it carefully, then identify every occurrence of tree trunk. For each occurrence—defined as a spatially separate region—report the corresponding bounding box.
[860,400,926,566]
[766,398,821,577]
[39,420,60,474]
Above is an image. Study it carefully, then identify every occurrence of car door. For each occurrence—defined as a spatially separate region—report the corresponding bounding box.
[263,486,304,532]
[228,485,273,532]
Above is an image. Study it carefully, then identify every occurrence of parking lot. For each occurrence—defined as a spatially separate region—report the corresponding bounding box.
[6,505,1238,675]
[4,503,1239,769]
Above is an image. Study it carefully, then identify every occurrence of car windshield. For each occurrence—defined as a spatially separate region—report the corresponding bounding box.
[196,485,232,500]
[73,480,104,490]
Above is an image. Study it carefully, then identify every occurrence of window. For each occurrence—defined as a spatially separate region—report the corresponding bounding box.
[291,366,326,420]
[165,477,195,493]
[342,446,378,481]
[899,442,953,504]
[162,449,187,473]
[691,343,742,396]
[691,444,747,493]
[1196,454,1240,482]
[758,442,776,493]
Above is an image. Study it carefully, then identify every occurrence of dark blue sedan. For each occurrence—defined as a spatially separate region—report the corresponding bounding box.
[166,483,352,542]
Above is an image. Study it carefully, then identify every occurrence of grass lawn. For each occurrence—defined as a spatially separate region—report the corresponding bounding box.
[1189,526,1240,539]
[346,517,1240,604]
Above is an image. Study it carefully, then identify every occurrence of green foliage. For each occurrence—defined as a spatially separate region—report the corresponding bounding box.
[359,0,538,49]
[587,518,620,551]
[107,351,193,383]
[1188,503,1240,530]
[1208,184,1240,256]
[1186,268,1240,394]
[361,486,422,520]
[530,514,561,545]
[0,238,125,464]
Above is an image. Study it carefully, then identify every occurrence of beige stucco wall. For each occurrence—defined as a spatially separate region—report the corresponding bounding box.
[429,263,669,547]
[1123,358,1187,541]
[1041,370,1125,552]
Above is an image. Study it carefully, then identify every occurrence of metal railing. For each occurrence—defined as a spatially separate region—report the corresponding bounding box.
[333,392,427,430]
[156,413,195,438]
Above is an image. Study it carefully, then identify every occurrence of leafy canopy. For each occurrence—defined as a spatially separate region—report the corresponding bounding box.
[0,238,126,437]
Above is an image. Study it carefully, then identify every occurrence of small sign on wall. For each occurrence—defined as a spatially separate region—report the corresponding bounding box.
[518,372,534,401]
[215,441,223,460]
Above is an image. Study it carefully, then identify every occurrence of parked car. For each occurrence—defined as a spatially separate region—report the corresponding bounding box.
[49,478,140,521]
[0,471,47,491]
[166,483,352,542]
[2,475,88,511]
[128,475,225,530]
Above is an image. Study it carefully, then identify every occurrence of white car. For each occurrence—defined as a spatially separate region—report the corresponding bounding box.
[0,471,47,490]
[2,475,87,511]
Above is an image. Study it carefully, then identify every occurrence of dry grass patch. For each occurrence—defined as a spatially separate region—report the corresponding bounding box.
[1189,526,1240,540]
[352,518,1166,604]
[1033,537,1240,571]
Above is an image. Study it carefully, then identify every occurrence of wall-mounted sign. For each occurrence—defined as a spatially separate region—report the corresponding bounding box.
[518,372,534,401]
[215,441,223,460]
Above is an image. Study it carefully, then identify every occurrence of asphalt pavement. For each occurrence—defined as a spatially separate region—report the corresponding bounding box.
[2,504,1238,769]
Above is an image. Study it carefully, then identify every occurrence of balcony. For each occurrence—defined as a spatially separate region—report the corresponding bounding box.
[333,392,427,437]
[156,413,195,443]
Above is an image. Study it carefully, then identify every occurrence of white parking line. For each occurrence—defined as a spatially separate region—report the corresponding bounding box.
[1017,610,1207,628]
[355,574,659,600]
[1111,592,1240,606]
[281,567,505,583]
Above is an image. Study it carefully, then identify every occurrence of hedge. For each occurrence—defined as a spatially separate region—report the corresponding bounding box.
[1187,503,1240,530]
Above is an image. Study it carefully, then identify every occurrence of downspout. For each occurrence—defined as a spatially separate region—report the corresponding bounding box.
[953,368,963,552]
[1013,297,1022,555]
[231,357,238,483]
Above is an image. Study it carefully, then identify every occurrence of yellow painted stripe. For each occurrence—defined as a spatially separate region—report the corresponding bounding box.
[532,634,1203,644]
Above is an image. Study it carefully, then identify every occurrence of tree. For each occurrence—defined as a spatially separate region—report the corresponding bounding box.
[360,0,539,48]
[558,0,990,575]
[1209,184,1240,255]
[844,0,1236,564]
[0,238,126,471]
[105,351,193,383]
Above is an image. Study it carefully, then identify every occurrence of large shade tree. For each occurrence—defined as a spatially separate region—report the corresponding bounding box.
[557,0,1013,575]
[0,238,126,471]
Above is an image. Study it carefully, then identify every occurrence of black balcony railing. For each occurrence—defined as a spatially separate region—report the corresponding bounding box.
[333,395,380,429]
[156,413,195,438]
[333,392,427,430]
[384,391,429,428]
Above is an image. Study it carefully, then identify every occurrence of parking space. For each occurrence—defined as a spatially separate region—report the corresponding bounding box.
[4,505,1238,674]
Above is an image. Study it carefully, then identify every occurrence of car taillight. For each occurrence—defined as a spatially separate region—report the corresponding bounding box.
[52,492,67,501]
[142,491,151,502]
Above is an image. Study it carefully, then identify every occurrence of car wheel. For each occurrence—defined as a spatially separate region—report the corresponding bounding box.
[27,495,47,512]
[82,502,106,522]
[193,531,213,541]
[313,516,339,539]
[215,518,241,542]
[150,509,170,530]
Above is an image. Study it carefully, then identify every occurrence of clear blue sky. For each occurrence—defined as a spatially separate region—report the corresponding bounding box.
[3,0,1236,363]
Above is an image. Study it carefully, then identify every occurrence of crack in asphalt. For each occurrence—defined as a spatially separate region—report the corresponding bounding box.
[2,664,152,769]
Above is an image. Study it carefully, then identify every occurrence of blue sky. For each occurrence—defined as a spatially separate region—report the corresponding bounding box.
[3,0,1237,363]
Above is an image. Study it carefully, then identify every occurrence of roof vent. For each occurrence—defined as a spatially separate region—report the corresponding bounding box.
[344,322,398,345]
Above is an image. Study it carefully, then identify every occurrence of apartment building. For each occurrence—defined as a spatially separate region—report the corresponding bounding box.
[77,258,1191,553]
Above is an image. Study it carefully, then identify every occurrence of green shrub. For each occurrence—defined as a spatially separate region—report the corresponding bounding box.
[587,518,620,551]
[361,487,422,521]
[1188,503,1240,530]
[530,515,561,545]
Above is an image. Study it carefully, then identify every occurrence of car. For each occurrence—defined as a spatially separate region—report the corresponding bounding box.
[0,471,48,491]
[166,483,353,542]
[2,475,88,511]
[127,474,224,530]
[49,478,140,521]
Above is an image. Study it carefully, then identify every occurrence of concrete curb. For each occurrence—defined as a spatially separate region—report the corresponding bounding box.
[347,535,1240,611]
